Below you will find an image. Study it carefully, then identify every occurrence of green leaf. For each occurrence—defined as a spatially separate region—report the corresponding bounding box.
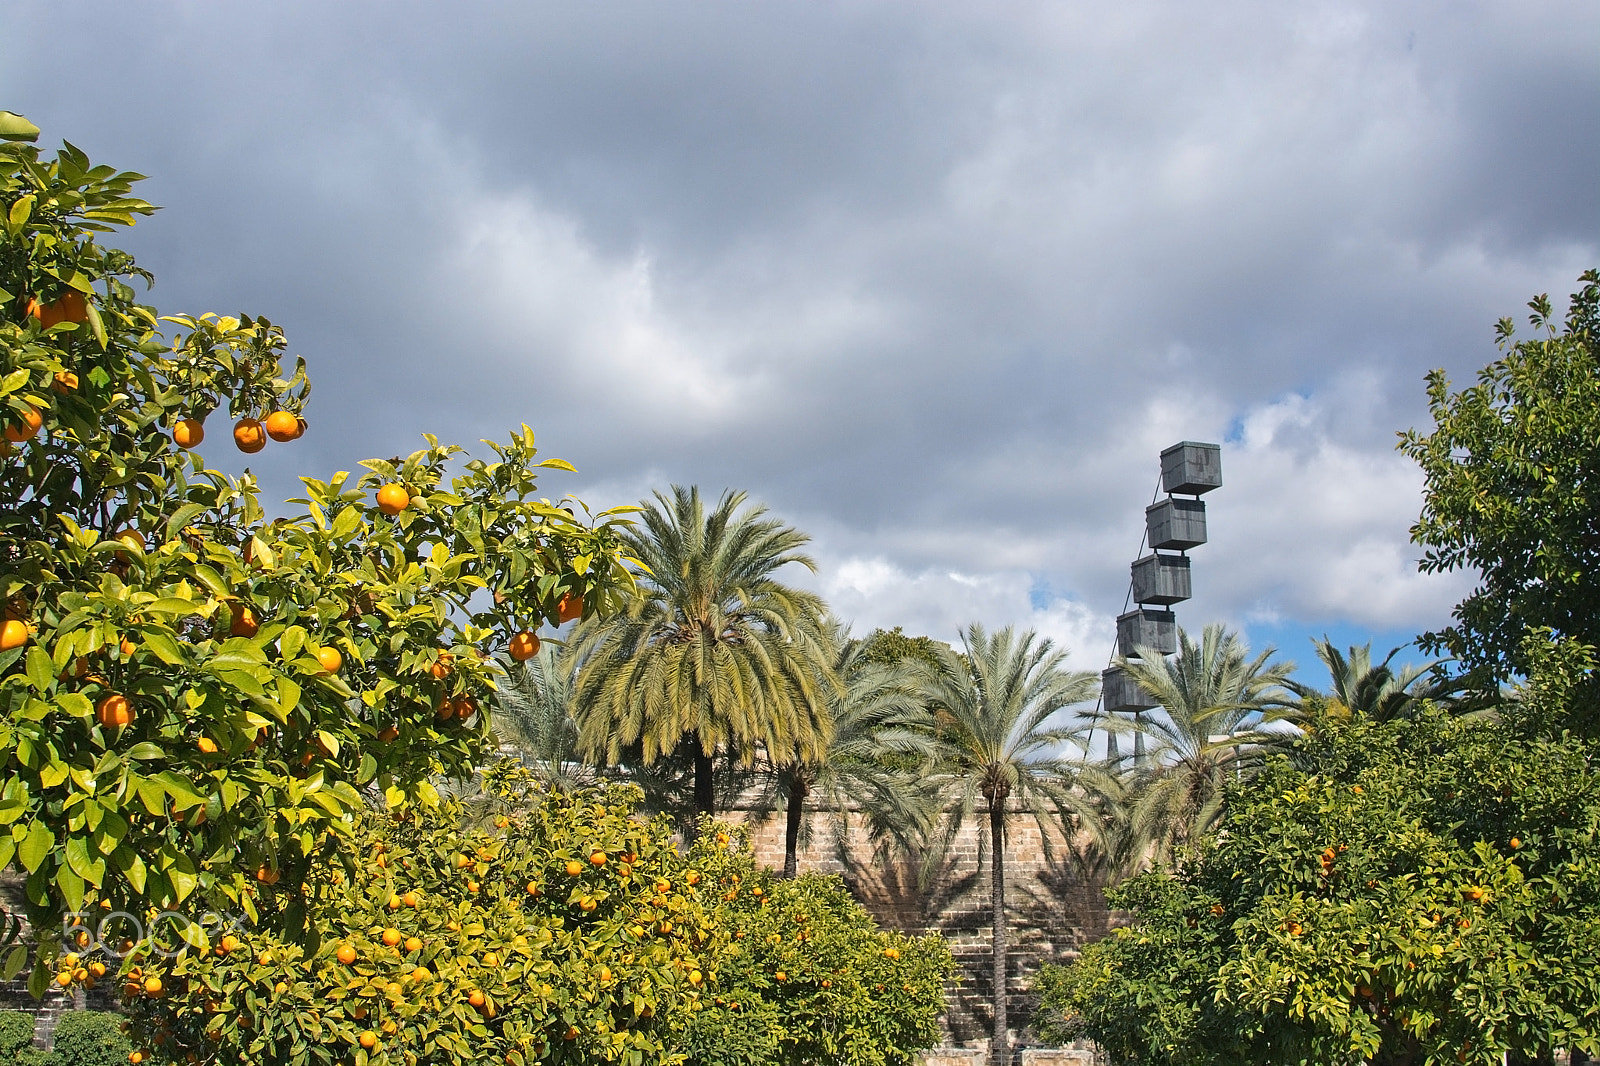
[24,646,52,692]
[1,945,27,982]
[18,822,52,873]
[55,863,85,912]
[65,835,105,887]
[141,629,186,666]
[0,369,28,397]
[125,741,166,761]
[144,597,203,617]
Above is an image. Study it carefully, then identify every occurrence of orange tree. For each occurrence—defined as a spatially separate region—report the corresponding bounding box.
[112,778,720,1066]
[1035,641,1600,1066]
[680,823,953,1066]
[0,119,640,989]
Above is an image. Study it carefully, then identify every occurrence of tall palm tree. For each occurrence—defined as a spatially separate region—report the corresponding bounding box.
[1288,637,1467,722]
[570,486,835,818]
[491,644,594,793]
[915,624,1099,1064]
[1111,623,1294,868]
[756,622,937,878]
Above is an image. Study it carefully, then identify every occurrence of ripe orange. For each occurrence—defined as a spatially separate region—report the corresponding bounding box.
[687,970,702,986]
[508,630,540,661]
[564,860,585,877]
[527,881,541,897]
[315,646,342,673]
[482,952,500,968]
[774,971,786,982]
[172,419,205,449]
[53,371,78,393]
[452,696,478,721]
[435,698,455,722]
[144,976,164,996]
[233,418,266,454]
[404,937,422,953]
[255,865,280,885]
[556,591,583,624]
[46,291,89,324]
[358,1032,378,1050]
[129,1053,144,1064]
[230,605,260,638]
[466,880,480,894]
[0,619,29,650]
[1509,837,1521,849]
[336,944,357,965]
[263,411,300,442]
[468,990,486,1008]
[381,928,401,947]
[5,405,43,443]
[410,967,430,982]
[377,725,399,744]
[430,651,454,679]
[402,891,421,907]
[197,737,219,755]
[120,636,137,656]
[599,966,614,983]
[375,483,410,516]
[684,870,700,886]
[96,693,133,728]
[220,935,240,954]
[578,896,597,912]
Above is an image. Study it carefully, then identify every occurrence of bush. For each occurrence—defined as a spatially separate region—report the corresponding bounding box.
[0,1009,48,1066]
[684,823,954,1066]
[116,777,719,1066]
[49,1011,132,1066]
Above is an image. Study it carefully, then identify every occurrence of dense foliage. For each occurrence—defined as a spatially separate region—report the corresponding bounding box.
[0,125,638,990]
[1036,654,1600,1065]
[113,779,717,1066]
[1399,270,1600,697]
[682,823,953,1066]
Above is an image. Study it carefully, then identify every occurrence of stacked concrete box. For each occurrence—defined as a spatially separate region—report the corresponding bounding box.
[1144,498,1206,551]
[1116,608,1176,657]
[1101,667,1157,712]
[1130,554,1190,605]
[1160,441,1222,495]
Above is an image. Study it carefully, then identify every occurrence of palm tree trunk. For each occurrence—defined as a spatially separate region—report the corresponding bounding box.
[988,801,1009,1065]
[693,741,715,817]
[783,771,808,878]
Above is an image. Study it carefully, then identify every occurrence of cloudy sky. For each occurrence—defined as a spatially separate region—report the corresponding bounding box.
[5,1,1597,682]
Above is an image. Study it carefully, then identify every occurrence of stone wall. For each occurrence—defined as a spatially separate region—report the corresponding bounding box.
[719,801,1111,1048]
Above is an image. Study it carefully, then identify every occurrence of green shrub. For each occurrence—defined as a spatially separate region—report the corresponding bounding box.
[0,1009,48,1066]
[49,1011,132,1066]
[685,823,954,1066]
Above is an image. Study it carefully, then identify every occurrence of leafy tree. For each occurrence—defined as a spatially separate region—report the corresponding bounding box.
[757,623,936,878]
[1398,270,1600,701]
[0,122,637,989]
[114,778,719,1066]
[1111,624,1294,870]
[914,624,1099,1062]
[1036,643,1600,1066]
[857,628,951,670]
[571,486,835,818]
[683,822,953,1066]
[42,1010,131,1066]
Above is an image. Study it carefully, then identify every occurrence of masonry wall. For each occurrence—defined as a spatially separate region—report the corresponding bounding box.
[718,802,1112,1048]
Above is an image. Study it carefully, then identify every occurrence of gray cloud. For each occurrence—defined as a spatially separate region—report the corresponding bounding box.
[3,0,1595,666]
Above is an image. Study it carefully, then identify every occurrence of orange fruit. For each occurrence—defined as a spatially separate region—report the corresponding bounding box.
[197,737,219,755]
[466,880,480,894]
[404,937,422,953]
[263,411,300,442]
[52,291,89,324]
[220,935,240,954]
[172,419,205,449]
[53,371,78,393]
[233,418,266,454]
[230,605,260,638]
[452,696,478,720]
[336,944,357,965]
[144,976,164,996]
[527,881,541,897]
[589,851,607,867]
[508,630,540,661]
[315,646,342,673]
[684,870,700,886]
[556,591,583,624]
[468,990,486,1008]
[482,952,500,968]
[382,928,401,947]
[96,693,133,728]
[1509,837,1521,849]
[430,651,454,679]
[358,1031,378,1050]
[129,1054,144,1065]
[435,698,455,722]
[402,891,421,907]
[120,636,137,656]
[5,405,43,443]
[688,970,702,985]
[564,860,584,877]
[774,971,786,982]
[0,619,29,650]
[377,725,399,743]
[375,483,410,516]
[578,896,597,912]
[255,865,280,885]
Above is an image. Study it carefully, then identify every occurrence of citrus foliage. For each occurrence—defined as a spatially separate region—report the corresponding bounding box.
[683,823,953,1066]
[1036,688,1600,1065]
[0,128,640,986]
[1399,269,1600,695]
[113,780,718,1066]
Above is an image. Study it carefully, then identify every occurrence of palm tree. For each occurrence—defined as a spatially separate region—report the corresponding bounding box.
[570,486,835,818]
[1288,637,1466,722]
[915,624,1099,1064]
[756,622,938,878]
[491,644,594,793]
[1111,624,1293,868]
